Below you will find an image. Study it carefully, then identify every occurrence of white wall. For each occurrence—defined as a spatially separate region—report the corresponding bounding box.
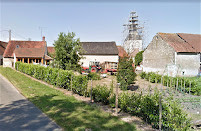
[3,58,14,67]
[80,55,119,67]
[176,53,200,76]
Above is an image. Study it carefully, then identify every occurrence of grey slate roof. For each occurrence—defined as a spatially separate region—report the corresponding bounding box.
[81,42,118,55]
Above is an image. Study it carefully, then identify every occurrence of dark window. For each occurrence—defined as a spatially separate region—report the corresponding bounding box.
[24,58,28,63]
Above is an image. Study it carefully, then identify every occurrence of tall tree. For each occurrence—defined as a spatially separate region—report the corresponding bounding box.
[53,32,83,70]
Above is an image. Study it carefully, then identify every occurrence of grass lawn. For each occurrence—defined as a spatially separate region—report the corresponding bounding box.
[0,67,136,131]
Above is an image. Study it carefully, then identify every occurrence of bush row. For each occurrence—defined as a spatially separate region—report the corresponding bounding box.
[15,62,88,96]
[91,84,191,130]
[140,72,201,96]
[15,62,191,130]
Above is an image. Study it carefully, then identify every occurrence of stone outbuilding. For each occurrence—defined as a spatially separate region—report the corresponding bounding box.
[143,33,201,77]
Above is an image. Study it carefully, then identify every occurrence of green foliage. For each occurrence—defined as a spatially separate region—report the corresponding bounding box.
[135,51,144,67]
[15,62,88,96]
[92,85,111,104]
[53,32,83,71]
[0,67,136,130]
[111,91,191,130]
[117,57,136,90]
[87,72,101,80]
[140,72,146,79]
[14,62,191,130]
[72,75,88,96]
[139,71,200,96]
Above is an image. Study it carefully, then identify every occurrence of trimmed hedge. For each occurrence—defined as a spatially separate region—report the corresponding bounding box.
[15,62,191,130]
[15,62,88,96]
[140,72,201,96]
[87,72,101,80]
[92,85,111,104]
[111,92,191,130]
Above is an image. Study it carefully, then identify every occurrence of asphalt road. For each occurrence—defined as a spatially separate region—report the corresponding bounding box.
[0,74,62,131]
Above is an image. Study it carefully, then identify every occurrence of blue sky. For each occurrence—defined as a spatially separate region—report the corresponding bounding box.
[0,1,200,48]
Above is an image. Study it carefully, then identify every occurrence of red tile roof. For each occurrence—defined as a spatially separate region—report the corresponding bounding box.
[14,48,45,58]
[47,46,55,54]
[0,41,8,55]
[3,40,46,57]
[177,33,201,52]
[158,33,197,52]
[117,46,128,57]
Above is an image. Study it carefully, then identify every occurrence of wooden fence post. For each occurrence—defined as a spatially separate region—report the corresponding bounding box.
[181,79,183,93]
[159,77,163,131]
[176,78,178,92]
[189,81,191,95]
[115,83,120,115]
[90,79,93,102]
[184,80,186,95]
[71,75,73,95]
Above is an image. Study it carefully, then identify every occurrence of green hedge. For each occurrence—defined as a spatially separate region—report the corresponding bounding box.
[140,72,201,96]
[15,62,191,130]
[111,92,191,130]
[92,85,111,104]
[15,62,88,96]
[87,72,101,80]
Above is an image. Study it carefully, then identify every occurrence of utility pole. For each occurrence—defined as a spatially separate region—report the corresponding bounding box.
[9,30,11,41]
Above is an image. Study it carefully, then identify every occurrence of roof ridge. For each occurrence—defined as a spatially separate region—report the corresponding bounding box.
[10,40,45,42]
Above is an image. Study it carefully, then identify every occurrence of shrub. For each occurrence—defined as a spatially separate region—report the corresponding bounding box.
[87,72,101,80]
[72,75,88,96]
[15,62,88,96]
[117,57,136,90]
[140,72,146,79]
[135,51,144,67]
[110,90,191,130]
[92,85,111,104]
[140,71,200,96]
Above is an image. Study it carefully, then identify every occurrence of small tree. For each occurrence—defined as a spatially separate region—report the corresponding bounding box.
[117,57,136,90]
[53,32,83,70]
[135,51,144,67]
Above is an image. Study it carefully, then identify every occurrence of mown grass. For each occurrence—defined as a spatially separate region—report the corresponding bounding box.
[0,67,136,131]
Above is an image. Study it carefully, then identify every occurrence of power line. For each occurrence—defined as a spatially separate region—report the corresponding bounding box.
[12,30,28,40]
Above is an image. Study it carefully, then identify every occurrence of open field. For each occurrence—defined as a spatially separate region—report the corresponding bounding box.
[0,67,136,131]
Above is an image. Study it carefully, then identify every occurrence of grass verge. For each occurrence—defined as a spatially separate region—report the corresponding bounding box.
[0,67,136,131]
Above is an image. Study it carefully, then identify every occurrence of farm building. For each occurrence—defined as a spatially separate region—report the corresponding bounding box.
[80,42,119,71]
[0,41,8,65]
[3,36,53,67]
[143,33,201,77]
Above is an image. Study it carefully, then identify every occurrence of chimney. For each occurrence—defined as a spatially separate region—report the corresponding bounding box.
[42,36,45,41]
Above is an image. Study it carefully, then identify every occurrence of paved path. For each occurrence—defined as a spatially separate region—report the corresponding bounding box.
[0,74,62,131]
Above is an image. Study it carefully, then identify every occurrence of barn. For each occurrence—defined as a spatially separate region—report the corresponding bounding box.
[80,42,119,71]
[143,33,201,77]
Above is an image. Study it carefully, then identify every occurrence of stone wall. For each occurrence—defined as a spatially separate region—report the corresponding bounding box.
[143,34,175,75]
